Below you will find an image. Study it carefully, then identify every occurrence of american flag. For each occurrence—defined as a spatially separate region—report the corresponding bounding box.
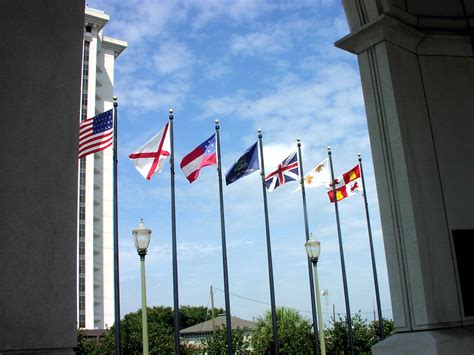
[78,109,113,159]
[265,151,299,192]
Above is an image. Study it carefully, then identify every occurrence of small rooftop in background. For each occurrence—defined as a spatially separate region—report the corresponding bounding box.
[181,316,257,335]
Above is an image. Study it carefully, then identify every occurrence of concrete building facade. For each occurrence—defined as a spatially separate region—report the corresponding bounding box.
[78,7,126,330]
[0,1,84,353]
[336,0,474,353]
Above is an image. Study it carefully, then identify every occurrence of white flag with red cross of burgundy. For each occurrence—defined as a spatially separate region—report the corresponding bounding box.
[129,122,171,180]
[327,163,363,202]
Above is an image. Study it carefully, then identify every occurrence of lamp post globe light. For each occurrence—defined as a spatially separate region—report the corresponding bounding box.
[133,219,151,255]
[305,236,326,355]
[132,219,152,355]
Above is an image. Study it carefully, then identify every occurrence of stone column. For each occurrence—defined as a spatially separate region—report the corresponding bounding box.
[335,1,474,354]
[0,1,84,353]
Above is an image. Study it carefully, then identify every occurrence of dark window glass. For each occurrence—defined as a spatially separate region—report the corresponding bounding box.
[453,229,474,317]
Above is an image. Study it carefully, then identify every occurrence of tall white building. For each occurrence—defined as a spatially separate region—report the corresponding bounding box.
[78,7,127,330]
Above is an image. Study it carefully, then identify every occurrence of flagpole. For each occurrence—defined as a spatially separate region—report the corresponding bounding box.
[215,120,233,355]
[257,129,279,355]
[296,139,320,355]
[169,108,181,354]
[327,146,354,355]
[112,96,122,354]
[358,153,384,339]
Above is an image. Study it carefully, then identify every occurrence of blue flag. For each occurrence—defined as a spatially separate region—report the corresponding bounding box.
[225,142,259,185]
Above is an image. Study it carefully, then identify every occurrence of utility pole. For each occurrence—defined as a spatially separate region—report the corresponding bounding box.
[210,285,216,335]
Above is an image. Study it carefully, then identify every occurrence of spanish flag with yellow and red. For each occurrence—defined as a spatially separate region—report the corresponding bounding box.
[327,164,363,202]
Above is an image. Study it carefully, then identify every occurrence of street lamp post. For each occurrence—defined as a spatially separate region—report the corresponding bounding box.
[305,237,326,355]
[132,219,152,355]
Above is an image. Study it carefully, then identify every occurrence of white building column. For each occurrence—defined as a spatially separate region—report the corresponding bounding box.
[84,26,99,330]
[335,1,474,353]
[80,8,127,330]
[98,41,120,328]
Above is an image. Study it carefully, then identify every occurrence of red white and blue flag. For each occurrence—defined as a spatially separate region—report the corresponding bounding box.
[180,134,217,183]
[265,152,299,192]
[129,122,171,180]
[78,109,113,159]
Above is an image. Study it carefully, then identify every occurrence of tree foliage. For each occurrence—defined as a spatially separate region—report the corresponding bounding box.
[76,329,114,355]
[325,313,395,354]
[200,326,250,354]
[251,307,314,354]
[76,305,224,354]
[77,306,395,354]
[119,309,176,354]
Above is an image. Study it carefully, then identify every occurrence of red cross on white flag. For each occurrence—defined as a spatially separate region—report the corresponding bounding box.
[129,122,171,180]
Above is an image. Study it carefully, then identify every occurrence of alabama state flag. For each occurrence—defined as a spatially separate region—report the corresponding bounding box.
[327,164,363,202]
[129,122,171,180]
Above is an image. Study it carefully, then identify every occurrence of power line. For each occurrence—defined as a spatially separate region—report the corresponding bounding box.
[213,286,392,317]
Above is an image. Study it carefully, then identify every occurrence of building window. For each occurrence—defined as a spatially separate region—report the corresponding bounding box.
[78,39,90,325]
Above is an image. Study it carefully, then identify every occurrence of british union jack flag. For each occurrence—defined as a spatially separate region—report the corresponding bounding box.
[265,151,300,192]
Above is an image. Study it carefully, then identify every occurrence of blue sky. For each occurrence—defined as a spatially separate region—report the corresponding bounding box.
[88,0,392,325]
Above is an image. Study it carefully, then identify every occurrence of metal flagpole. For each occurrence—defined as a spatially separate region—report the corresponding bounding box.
[214,120,234,355]
[327,146,354,355]
[169,109,181,354]
[296,139,320,355]
[112,96,122,355]
[358,153,384,339]
[257,129,279,355]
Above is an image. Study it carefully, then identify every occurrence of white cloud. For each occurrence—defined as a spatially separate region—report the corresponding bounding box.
[153,41,194,76]
[103,0,185,43]
[200,61,365,147]
[227,15,347,60]
[202,60,231,80]
[116,78,191,114]
[230,30,290,56]
[188,0,268,29]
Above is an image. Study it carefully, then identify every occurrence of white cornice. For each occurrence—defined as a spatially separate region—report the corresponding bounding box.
[335,14,424,55]
[335,14,473,57]
[85,7,109,33]
[102,36,128,58]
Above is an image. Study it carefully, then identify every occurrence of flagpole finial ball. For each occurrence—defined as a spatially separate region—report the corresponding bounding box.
[215,119,219,124]
[296,138,300,143]
[169,108,173,114]
[327,145,331,151]
[113,96,117,101]
[258,128,262,133]
[358,153,361,158]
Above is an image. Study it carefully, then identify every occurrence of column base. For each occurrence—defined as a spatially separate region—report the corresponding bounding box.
[372,326,474,355]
